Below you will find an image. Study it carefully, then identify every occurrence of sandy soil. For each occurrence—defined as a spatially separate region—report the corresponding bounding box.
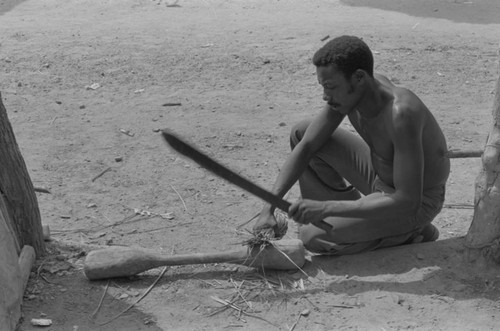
[1,0,500,330]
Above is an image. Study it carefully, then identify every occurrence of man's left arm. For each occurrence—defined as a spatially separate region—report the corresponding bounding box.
[386,105,424,214]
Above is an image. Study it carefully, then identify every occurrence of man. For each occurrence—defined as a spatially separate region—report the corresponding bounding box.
[253,35,450,255]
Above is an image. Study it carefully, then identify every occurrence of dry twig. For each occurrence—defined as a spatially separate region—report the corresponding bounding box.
[91,167,112,182]
[288,309,309,331]
[230,278,252,309]
[236,212,260,230]
[91,280,109,319]
[170,184,188,211]
[96,267,168,326]
[443,203,474,209]
[34,187,51,194]
[210,296,278,328]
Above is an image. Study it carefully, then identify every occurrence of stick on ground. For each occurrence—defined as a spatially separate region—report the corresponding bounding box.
[91,167,112,182]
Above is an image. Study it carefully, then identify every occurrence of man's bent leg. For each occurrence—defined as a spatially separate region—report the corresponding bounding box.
[290,120,376,199]
[299,214,417,255]
[297,167,361,202]
[299,186,445,254]
[291,120,422,254]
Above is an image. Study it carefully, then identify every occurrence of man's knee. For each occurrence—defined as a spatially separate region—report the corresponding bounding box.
[290,120,310,150]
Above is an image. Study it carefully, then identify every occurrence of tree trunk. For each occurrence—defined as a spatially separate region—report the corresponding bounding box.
[465,50,500,265]
[0,92,45,257]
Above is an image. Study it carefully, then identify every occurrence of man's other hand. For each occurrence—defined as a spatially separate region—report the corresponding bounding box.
[289,199,326,225]
[252,209,291,239]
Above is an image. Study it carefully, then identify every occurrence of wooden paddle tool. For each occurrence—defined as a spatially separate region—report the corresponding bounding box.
[161,129,333,233]
[84,239,305,280]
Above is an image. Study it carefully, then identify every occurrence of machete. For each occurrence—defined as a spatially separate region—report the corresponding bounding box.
[162,129,333,233]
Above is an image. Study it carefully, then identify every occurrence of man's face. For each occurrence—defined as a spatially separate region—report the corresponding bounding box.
[316,64,357,115]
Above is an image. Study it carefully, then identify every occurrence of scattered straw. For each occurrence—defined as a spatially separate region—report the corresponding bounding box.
[238,210,289,240]
[204,212,309,328]
[95,266,168,326]
[170,184,187,211]
[288,309,310,331]
[240,212,288,248]
[236,212,260,230]
[241,234,273,251]
[205,269,309,329]
[207,293,240,317]
[270,241,309,278]
[230,278,252,309]
[91,280,109,319]
[210,296,278,328]
[239,236,309,279]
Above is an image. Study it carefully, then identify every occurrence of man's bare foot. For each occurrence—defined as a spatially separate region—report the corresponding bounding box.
[411,224,439,244]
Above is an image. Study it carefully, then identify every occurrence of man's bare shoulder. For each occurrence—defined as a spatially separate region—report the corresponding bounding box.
[374,73,395,86]
[378,83,429,133]
[393,87,428,115]
[389,94,428,135]
[374,73,423,111]
[375,73,421,105]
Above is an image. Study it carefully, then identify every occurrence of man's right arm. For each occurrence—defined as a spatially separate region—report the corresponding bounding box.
[253,105,345,232]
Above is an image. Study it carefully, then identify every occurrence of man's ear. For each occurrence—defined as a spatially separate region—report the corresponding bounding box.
[353,69,366,83]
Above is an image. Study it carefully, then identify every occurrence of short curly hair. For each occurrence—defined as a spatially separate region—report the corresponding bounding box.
[312,35,374,78]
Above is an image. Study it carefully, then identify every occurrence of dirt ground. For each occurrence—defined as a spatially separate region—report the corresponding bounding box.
[2,0,500,330]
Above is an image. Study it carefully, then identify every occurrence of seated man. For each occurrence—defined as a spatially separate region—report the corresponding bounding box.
[253,35,450,255]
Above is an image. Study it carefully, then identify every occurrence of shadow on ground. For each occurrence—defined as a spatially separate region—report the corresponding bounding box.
[18,242,162,331]
[0,0,27,16]
[127,237,500,305]
[342,0,500,24]
[305,237,500,301]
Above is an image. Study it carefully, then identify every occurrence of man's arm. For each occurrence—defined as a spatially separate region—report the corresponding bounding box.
[253,105,345,231]
[289,104,425,223]
[270,106,345,200]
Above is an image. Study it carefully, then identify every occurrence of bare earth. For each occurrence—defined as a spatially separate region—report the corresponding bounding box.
[2,0,500,330]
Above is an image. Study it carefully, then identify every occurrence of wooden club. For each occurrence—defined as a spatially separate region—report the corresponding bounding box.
[84,239,305,280]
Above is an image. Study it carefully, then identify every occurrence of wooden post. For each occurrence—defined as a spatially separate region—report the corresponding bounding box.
[0,209,22,331]
[0,92,45,257]
[465,49,500,265]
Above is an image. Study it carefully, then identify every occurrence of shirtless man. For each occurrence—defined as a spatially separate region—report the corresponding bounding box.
[253,35,450,255]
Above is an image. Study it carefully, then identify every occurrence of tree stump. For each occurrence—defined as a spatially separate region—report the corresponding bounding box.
[0,92,45,257]
[465,50,500,266]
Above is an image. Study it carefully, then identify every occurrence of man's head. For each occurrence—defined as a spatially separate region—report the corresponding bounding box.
[312,35,373,79]
[313,36,374,114]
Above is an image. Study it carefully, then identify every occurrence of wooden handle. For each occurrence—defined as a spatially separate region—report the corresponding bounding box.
[446,149,483,158]
[84,239,305,280]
